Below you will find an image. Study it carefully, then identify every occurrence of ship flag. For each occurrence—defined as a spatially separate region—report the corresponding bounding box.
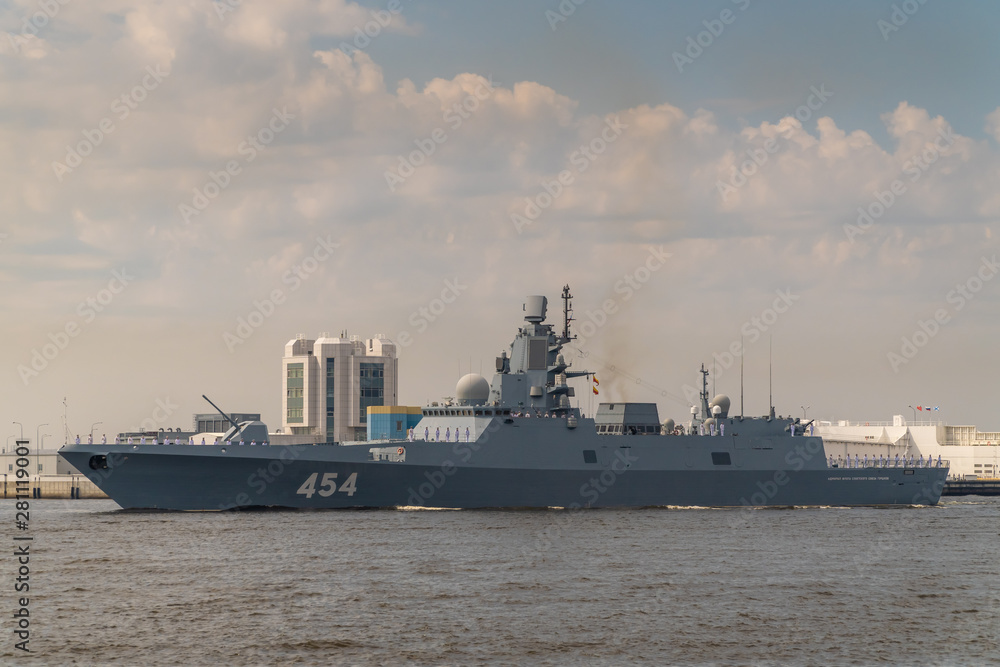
[593,376,599,386]
[593,386,599,395]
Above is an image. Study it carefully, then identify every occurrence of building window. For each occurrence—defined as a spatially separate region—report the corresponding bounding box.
[287,408,303,423]
[359,362,385,422]
[287,388,303,398]
[287,363,304,379]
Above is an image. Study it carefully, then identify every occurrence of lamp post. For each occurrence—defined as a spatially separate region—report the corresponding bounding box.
[37,423,48,476]
[90,422,102,439]
[907,405,916,423]
[801,405,810,419]
[13,422,23,439]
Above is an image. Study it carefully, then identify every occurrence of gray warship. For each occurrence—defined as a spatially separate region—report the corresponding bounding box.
[60,287,949,510]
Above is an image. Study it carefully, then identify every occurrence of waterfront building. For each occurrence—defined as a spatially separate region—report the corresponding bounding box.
[282,333,398,442]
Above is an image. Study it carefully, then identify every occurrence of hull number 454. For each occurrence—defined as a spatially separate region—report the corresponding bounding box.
[296,472,358,498]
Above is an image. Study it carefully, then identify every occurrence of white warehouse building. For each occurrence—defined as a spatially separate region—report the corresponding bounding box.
[282,333,398,443]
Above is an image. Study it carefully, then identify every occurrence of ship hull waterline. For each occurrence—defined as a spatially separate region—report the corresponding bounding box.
[59,440,948,511]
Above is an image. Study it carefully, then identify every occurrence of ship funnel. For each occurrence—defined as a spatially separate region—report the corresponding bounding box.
[523,296,547,323]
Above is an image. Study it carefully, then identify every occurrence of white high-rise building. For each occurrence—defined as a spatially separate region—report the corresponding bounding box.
[282,333,398,443]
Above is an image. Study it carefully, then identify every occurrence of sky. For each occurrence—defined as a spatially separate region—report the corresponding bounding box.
[3,0,1000,444]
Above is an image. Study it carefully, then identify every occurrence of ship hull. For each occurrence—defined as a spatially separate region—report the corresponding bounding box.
[59,433,948,511]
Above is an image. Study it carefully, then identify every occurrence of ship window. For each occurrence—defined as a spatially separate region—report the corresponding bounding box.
[711,452,731,466]
[583,450,597,464]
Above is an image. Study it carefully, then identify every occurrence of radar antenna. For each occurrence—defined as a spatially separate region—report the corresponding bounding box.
[560,284,576,343]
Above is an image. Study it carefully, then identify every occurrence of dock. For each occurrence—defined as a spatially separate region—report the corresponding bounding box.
[2,475,108,499]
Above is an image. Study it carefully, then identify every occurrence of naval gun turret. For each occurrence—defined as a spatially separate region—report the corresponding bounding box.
[202,394,269,444]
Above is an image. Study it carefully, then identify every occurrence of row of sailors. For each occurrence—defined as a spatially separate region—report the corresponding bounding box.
[75,435,269,446]
[512,411,566,418]
[828,453,944,468]
[409,426,472,443]
[696,422,817,437]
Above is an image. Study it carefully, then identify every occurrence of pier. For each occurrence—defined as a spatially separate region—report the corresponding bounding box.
[2,475,107,499]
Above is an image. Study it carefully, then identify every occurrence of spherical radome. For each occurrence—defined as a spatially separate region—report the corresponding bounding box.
[456,373,490,403]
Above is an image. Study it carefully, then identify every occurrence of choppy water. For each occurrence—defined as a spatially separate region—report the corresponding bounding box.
[3,497,999,665]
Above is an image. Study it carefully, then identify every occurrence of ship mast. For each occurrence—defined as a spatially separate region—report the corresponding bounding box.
[700,363,711,420]
[560,284,575,344]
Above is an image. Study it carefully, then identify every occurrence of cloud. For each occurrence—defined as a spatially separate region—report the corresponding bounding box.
[3,1,1000,435]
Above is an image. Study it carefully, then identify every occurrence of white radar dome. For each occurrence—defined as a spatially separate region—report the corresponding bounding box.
[456,373,490,405]
[709,394,731,418]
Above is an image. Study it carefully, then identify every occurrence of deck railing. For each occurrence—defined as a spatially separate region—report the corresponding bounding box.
[827,459,948,469]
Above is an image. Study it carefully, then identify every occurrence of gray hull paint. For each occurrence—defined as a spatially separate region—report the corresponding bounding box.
[59,422,948,510]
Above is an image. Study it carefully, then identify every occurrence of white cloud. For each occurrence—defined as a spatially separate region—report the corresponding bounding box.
[3,1,1000,436]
